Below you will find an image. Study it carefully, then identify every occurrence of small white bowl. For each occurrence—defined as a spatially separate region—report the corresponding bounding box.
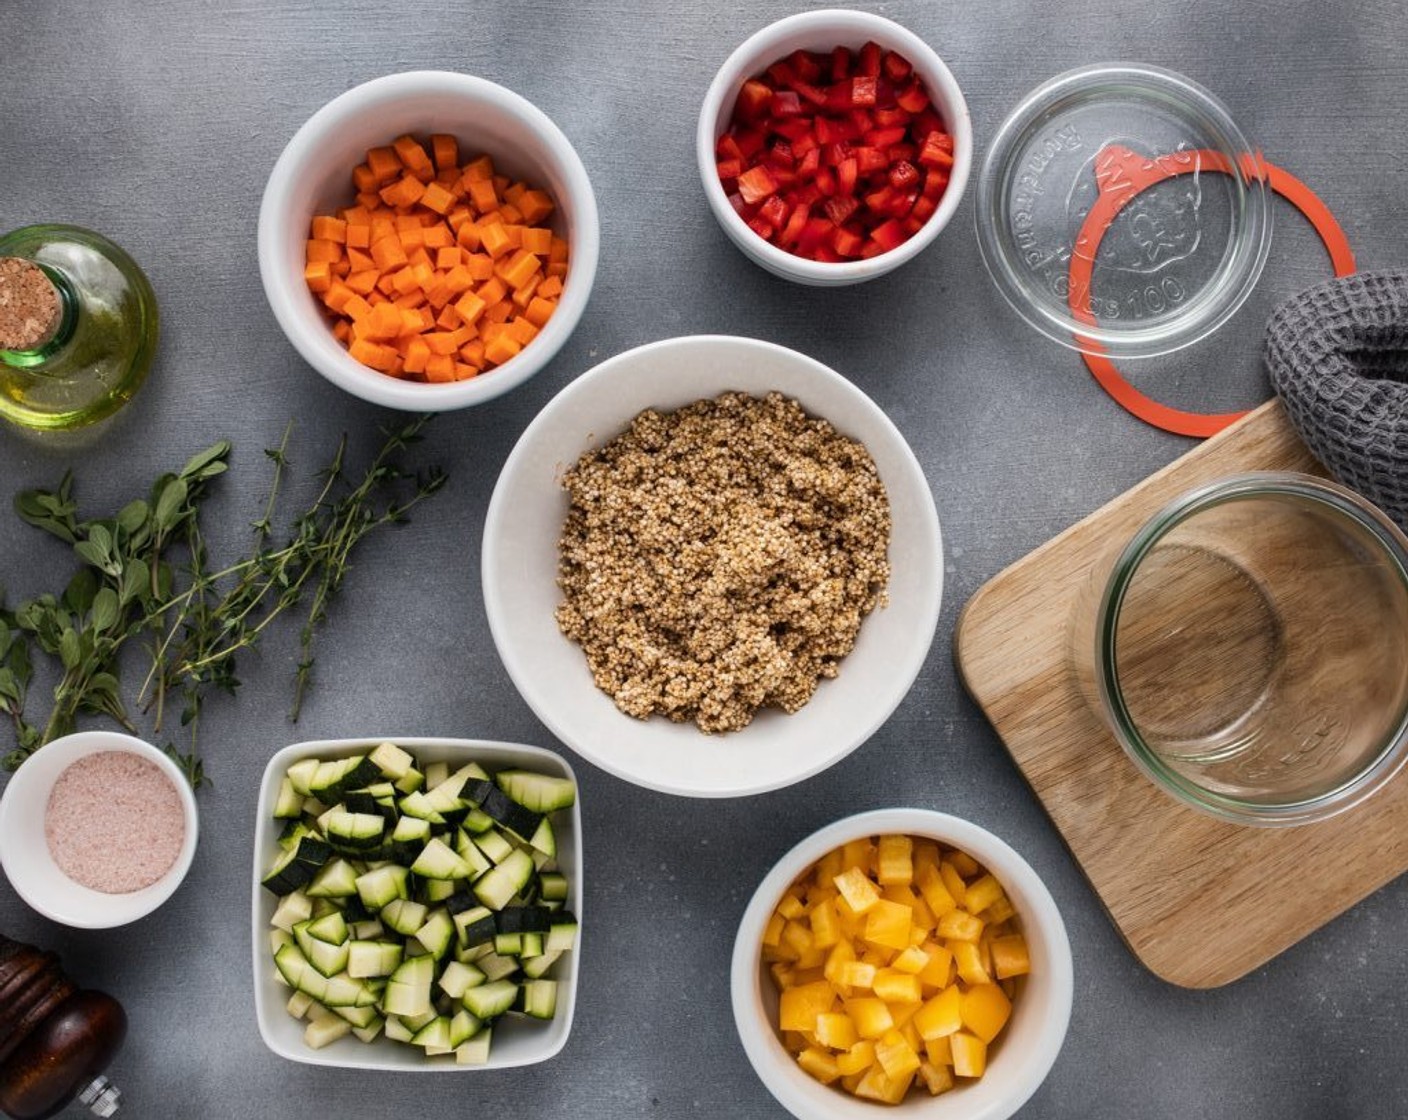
[482,335,943,797]
[259,70,600,410]
[732,809,1073,1120]
[250,737,582,1071]
[0,731,198,929]
[697,10,972,286]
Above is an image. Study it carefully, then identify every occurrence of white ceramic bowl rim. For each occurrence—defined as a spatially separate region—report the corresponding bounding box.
[258,69,600,410]
[732,808,1073,1120]
[250,736,582,1071]
[481,334,943,798]
[0,730,199,929]
[696,9,973,283]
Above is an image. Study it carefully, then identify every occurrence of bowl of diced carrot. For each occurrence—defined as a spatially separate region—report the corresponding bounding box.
[697,10,971,286]
[259,70,599,409]
[732,809,1072,1120]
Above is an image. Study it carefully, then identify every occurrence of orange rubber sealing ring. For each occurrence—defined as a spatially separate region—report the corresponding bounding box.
[1068,146,1356,438]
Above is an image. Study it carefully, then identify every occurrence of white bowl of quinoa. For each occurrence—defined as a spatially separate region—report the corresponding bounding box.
[482,335,942,797]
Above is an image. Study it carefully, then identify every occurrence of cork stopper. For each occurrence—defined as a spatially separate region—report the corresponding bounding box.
[0,257,62,351]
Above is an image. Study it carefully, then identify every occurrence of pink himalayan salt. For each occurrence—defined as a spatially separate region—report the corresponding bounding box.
[45,751,185,894]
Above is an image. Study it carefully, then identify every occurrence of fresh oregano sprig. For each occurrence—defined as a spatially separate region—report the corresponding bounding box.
[0,418,447,786]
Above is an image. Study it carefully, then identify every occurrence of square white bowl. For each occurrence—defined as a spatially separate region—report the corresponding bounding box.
[250,736,582,1070]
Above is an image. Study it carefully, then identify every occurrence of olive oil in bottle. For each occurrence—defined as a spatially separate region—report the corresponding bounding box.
[0,225,158,432]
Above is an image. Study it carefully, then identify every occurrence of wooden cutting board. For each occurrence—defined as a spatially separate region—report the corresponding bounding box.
[954,399,1408,988]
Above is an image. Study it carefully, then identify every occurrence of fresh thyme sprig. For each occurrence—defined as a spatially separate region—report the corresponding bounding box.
[0,417,447,786]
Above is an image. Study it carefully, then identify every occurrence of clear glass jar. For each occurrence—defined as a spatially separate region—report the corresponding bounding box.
[1071,473,1408,825]
[0,224,158,431]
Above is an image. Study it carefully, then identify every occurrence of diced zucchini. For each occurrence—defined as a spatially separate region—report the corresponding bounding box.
[286,991,316,1020]
[331,1003,380,1029]
[273,777,304,819]
[271,890,314,933]
[475,951,520,983]
[455,1029,492,1065]
[324,809,386,850]
[347,940,403,979]
[410,837,472,881]
[528,817,556,858]
[381,898,429,937]
[422,878,458,904]
[305,858,359,899]
[415,908,455,959]
[538,872,568,902]
[493,932,522,957]
[350,919,385,940]
[261,836,331,895]
[352,1020,384,1043]
[461,979,518,1020]
[438,960,487,1000]
[410,1015,452,1050]
[518,978,557,1020]
[448,1008,481,1047]
[454,905,497,949]
[547,912,578,954]
[472,829,514,865]
[370,741,416,780]
[286,758,320,796]
[384,1015,415,1043]
[270,929,295,956]
[496,769,576,813]
[519,933,544,959]
[355,865,409,911]
[306,911,349,945]
[382,955,434,1018]
[473,849,535,911]
[304,1009,352,1049]
[521,949,562,980]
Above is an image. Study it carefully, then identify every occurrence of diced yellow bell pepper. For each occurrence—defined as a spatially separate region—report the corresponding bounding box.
[873,969,922,1004]
[836,961,877,990]
[915,863,957,918]
[918,1059,955,1095]
[939,861,969,908]
[863,899,913,951]
[823,939,856,985]
[777,893,806,921]
[843,997,894,1039]
[950,940,992,986]
[779,980,836,1033]
[937,908,984,943]
[992,934,1031,979]
[924,1034,953,1067]
[797,1047,842,1084]
[918,942,954,990]
[875,1029,922,1080]
[950,1030,987,1078]
[836,1039,876,1076]
[890,945,929,975]
[913,984,963,1040]
[833,867,880,915]
[762,911,785,947]
[877,834,913,886]
[815,1012,858,1050]
[964,874,1005,916]
[854,1064,914,1104]
[960,983,1012,1043]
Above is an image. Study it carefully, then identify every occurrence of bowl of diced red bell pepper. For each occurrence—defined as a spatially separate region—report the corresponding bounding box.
[697,10,971,286]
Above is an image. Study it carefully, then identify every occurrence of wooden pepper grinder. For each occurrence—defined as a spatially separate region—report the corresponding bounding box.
[0,935,125,1119]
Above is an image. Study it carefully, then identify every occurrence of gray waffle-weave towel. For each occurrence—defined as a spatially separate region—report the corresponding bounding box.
[1265,270,1408,530]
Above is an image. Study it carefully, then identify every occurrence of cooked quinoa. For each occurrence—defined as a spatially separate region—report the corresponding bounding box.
[554,391,891,733]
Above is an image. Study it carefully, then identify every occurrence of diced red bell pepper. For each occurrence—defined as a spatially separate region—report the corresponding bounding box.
[747,216,771,241]
[848,109,875,135]
[911,195,938,223]
[851,76,878,107]
[895,82,929,114]
[824,195,859,225]
[797,146,822,177]
[790,49,823,83]
[865,126,908,149]
[872,107,911,128]
[772,117,811,142]
[759,194,788,230]
[888,160,920,191]
[918,130,956,169]
[717,158,742,181]
[813,117,839,145]
[770,90,804,117]
[869,217,908,251]
[766,60,796,88]
[768,141,795,169]
[737,164,779,204]
[793,132,818,159]
[815,166,837,197]
[790,181,821,208]
[921,169,950,199]
[717,133,744,162]
[823,141,852,167]
[832,225,864,257]
[837,157,858,196]
[864,184,895,213]
[887,143,916,163]
[779,202,811,247]
[727,192,747,216]
[830,46,852,82]
[792,79,830,107]
[734,128,767,159]
[854,146,889,175]
[858,41,882,78]
[882,50,913,82]
[735,80,773,122]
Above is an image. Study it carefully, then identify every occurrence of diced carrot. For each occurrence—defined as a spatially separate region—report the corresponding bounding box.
[484,300,513,324]
[467,178,499,213]
[420,181,455,215]
[538,275,563,299]
[454,291,487,325]
[521,227,553,256]
[503,181,528,207]
[311,216,347,243]
[390,267,420,295]
[506,318,538,346]
[496,248,539,291]
[436,305,462,331]
[454,362,479,381]
[370,236,408,271]
[393,134,435,180]
[518,189,555,224]
[546,262,568,279]
[498,204,524,225]
[524,297,557,328]
[422,225,453,250]
[424,353,455,382]
[461,154,494,181]
[548,236,569,263]
[512,273,542,309]
[402,336,430,374]
[480,222,513,259]
[465,253,495,282]
[380,174,427,209]
[303,260,332,292]
[331,319,350,342]
[322,282,353,313]
[460,339,486,366]
[430,133,459,173]
[435,247,461,271]
[345,223,371,250]
[342,294,373,322]
[346,270,379,296]
[352,164,378,193]
[483,334,521,366]
[366,146,402,184]
[306,239,342,264]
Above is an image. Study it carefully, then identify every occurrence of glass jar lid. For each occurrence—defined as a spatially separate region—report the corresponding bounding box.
[975,63,1272,360]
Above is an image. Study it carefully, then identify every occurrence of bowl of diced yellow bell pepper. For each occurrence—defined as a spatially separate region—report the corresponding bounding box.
[731,808,1072,1120]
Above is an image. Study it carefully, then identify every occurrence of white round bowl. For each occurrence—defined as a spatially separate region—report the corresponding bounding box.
[732,808,1073,1120]
[259,70,600,410]
[697,10,972,286]
[0,731,199,929]
[482,335,943,797]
